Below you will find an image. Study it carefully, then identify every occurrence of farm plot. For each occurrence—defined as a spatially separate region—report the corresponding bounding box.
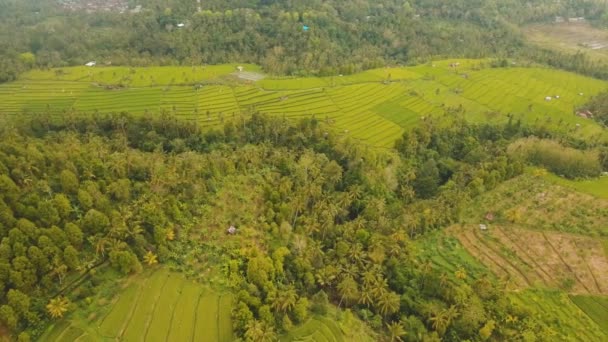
[281,317,345,342]
[448,225,608,295]
[570,294,608,334]
[508,289,607,341]
[462,173,608,236]
[39,268,233,342]
[3,60,608,148]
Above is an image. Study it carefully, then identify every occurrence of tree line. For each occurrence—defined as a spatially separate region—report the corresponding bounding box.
[1,0,608,82]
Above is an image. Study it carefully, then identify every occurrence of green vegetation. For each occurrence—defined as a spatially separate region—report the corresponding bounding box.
[1,1,608,340]
[508,290,606,341]
[545,173,608,198]
[570,294,608,334]
[463,173,608,236]
[281,317,344,342]
[2,0,608,82]
[39,268,233,341]
[1,61,607,148]
[0,113,602,341]
[508,137,602,178]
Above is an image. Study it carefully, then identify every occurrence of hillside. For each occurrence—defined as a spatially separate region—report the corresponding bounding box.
[1,60,607,147]
[1,1,608,341]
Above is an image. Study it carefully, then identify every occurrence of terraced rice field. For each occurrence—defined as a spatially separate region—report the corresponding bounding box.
[448,225,608,295]
[282,317,345,342]
[508,289,607,341]
[39,268,233,342]
[1,59,606,147]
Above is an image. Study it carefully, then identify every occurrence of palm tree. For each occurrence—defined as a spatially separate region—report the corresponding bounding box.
[46,297,70,318]
[358,283,375,308]
[166,229,175,241]
[429,310,449,336]
[337,276,359,307]
[272,286,297,313]
[377,290,400,317]
[144,251,158,266]
[244,320,277,342]
[386,321,406,342]
[429,305,459,336]
[455,267,467,280]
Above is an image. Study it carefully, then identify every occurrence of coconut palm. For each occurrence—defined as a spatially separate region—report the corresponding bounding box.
[272,285,297,313]
[46,297,69,318]
[386,321,406,342]
[377,290,400,317]
[144,251,158,265]
[337,276,359,307]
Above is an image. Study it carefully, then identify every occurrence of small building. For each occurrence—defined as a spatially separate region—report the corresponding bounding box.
[85,61,96,67]
[479,224,488,231]
[227,225,237,235]
[555,16,564,23]
[177,23,185,28]
[555,95,560,99]
[237,66,244,72]
[545,96,552,101]
[485,212,494,222]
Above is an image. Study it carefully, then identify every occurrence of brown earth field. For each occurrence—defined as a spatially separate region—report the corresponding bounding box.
[448,224,608,295]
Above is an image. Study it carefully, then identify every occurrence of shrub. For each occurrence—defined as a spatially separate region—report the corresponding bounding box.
[507,138,601,179]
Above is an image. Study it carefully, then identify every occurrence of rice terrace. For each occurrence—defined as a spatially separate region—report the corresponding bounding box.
[39,268,234,342]
[1,59,607,148]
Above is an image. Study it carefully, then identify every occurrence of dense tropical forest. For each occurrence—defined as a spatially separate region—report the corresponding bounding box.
[2,0,608,82]
[1,0,608,341]
[0,112,605,341]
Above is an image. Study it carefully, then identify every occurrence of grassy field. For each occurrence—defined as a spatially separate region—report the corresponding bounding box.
[569,294,608,334]
[543,172,608,199]
[508,289,607,341]
[462,173,608,236]
[523,22,608,62]
[1,59,606,147]
[38,268,233,342]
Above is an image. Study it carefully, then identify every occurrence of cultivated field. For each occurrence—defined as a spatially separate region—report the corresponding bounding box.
[524,22,608,61]
[282,317,344,342]
[416,231,608,340]
[448,224,608,294]
[1,60,606,147]
[508,289,607,341]
[39,268,233,342]
[570,294,608,334]
[462,173,608,236]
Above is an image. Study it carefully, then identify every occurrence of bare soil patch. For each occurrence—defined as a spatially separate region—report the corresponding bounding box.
[449,224,608,295]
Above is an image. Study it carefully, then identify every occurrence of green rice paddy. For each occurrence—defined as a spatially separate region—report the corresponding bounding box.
[1,59,606,147]
[38,268,233,342]
[282,317,345,342]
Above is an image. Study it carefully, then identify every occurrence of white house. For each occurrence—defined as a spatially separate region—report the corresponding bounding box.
[85,61,96,67]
